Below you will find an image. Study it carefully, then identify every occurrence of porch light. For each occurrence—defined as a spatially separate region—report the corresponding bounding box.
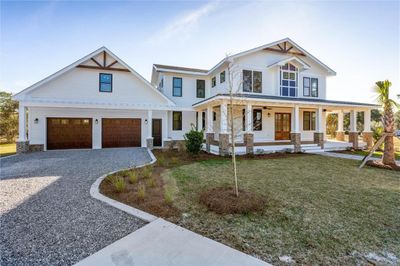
[34,118,39,124]
[144,119,148,124]
[95,119,98,124]
[267,113,271,118]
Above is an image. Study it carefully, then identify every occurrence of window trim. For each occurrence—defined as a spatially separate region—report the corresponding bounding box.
[311,78,318,97]
[211,77,216,88]
[172,111,182,131]
[172,77,182,97]
[220,71,226,83]
[253,109,262,131]
[99,73,113,93]
[303,111,316,131]
[242,70,262,93]
[303,77,310,96]
[196,79,205,98]
[279,63,298,97]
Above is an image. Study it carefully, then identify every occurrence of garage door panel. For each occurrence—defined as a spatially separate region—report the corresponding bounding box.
[47,118,92,150]
[102,119,141,148]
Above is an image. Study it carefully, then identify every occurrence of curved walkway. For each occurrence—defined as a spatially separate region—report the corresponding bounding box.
[0,148,151,266]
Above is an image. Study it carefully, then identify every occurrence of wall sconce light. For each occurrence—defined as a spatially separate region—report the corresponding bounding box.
[34,118,39,124]
[267,113,271,118]
[144,119,148,124]
[95,119,99,124]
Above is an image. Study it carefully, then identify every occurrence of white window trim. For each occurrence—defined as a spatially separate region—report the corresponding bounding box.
[280,63,298,97]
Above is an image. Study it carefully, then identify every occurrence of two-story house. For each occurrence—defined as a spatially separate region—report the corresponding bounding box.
[13,38,376,155]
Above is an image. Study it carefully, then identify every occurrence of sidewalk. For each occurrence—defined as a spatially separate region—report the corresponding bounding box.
[74,218,270,266]
[314,151,400,164]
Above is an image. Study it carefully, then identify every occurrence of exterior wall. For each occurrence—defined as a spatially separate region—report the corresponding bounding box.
[167,110,196,140]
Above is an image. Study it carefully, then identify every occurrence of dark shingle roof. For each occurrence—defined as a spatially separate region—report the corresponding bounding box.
[153,64,208,74]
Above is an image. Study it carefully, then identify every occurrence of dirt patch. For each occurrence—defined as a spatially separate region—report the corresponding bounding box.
[366,160,400,171]
[199,186,266,215]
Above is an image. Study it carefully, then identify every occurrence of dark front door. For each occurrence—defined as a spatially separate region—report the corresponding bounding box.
[47,118,92,150]
[275,113,291,140]
[102,118,141,148]
[152,119,162,147]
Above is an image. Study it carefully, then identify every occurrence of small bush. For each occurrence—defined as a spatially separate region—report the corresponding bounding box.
[112,177,126,193]
[157,155,166,167]
[146,177,156,188]
[170,157,179,165]
[184,126,204,154]
[164,189,174,205]
[128,171,138,184]
[142,166,153,179]
[137,184,146,199]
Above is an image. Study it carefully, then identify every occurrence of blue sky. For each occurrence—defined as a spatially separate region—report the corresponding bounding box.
[1,0,399,103]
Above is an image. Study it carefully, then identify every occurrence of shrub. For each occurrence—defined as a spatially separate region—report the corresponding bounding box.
[142,166,153,179]
[112,177,126,193]
[146,177,156,188]
[128,171,138,184]
[170,157,179,165]
[157,155,166,167]
[184,126,204,154]
[164,189,174,205]
[137,184,146,199]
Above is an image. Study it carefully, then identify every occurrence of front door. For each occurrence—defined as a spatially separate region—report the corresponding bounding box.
[275,113,291,140]
[152,119,162,147]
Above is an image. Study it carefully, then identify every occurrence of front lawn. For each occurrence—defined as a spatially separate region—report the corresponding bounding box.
[101,152,399,265]
[0,143,16,157]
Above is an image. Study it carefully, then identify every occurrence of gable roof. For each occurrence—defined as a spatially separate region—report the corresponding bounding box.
[13,47,175,106]
[153,64,208,74]
[267,56,311,70]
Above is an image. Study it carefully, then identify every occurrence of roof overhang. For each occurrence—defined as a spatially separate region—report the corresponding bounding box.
[267,56,311,70]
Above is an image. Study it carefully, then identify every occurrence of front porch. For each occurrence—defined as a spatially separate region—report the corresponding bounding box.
[193,94,374,156]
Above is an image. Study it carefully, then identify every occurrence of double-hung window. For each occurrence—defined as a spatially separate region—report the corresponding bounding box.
[220,71,225,83]
[280,63,297,97]
[99,73,112,92]
[172,77,182,97]
[173,111,182,130]
[243,70,262,93]
[211,77,216,87]
[303,77,318,97]
[196,80,205,98]
[303,111,316,131]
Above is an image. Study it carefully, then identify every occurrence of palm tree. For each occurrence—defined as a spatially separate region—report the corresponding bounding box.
[374,80,399,165]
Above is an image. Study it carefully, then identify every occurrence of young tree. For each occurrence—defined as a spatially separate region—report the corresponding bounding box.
[0,91,19,143]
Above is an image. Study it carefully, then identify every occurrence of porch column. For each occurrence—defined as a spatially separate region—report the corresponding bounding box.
[336,110,345,141]
[290,105,301,152]
[196,111,202,131]
[146,110,153,149]
[205,106,214,153]
[219,102,229,156]
[16,103,29,153]
[244,103,254,154]
[313,106,324,148]
[362,109,373,149]
[349,110,358,149]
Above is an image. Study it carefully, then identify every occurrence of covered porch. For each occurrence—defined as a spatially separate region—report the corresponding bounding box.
[193,94,375,156]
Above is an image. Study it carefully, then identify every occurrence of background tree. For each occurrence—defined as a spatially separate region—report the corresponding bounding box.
[0,91,19,143]
[326,113,337,138]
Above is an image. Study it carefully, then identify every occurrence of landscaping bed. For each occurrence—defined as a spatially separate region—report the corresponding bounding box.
[100,150,399,265]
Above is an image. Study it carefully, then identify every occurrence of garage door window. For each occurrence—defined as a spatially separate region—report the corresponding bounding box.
[99,73,112,92]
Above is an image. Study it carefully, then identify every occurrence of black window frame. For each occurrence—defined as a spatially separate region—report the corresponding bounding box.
[213,112,216,121]
[243,70,262,93]
[220,71,226,83]
[303,111,316,131]
[202,111,206,130]
[196,79,205,98]
[303,77,310,96]
[172,111,182,131]
[172,77,182,97]
[253,109,262,131]
[242,109,246,131]
[99,73,113,93]
[211,77,216,87]
[311,78,318,97]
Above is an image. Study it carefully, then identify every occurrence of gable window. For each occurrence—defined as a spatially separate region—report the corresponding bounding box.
[196,80,205,98]
[243,70,262,93]
[253,109,262,131]
[172,77,182,97]
[303,77,318,97]
[220,71,226,83]
[280,63,297,97]
[99,73,112,92]
[173,111,182,130]
[212,77,216,87]
[303,111,316,131]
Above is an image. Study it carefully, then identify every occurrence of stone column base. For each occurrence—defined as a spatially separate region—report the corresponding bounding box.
[336,131,345,141]
[362,132,373,149]
[290,133,301,153]
[313,132,324,149]
[243,132,254,154]
[16,140,29,154]
[348,132,359,149]
[163,139,174,150]
[146,137,154,150]
[219,133,230,156]
[206,133,214,153]
[29,144,44,152]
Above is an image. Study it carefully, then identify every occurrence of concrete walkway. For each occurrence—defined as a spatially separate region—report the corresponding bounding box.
[315,151,400,164]
[75,218,270,266]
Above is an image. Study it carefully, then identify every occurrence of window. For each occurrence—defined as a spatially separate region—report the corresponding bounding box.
[220,71,225,83]
[158,78,164,90]
[243,70,262,93]
[311,78,318,97]
[213,112,216,121]
[253,109,262,131]
[303,77,310,96]
[280,63,297,97]
[212,77,216,87]
[173,111,182,130]
[303,77,318,97]
[196,80,205,98]
[303,111,316,131]
[172,77,182,97]
[99,73,112,92]
[242,109,245,131]
[202,111,205,130]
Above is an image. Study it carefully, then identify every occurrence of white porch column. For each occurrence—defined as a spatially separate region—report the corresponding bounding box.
[363,110,371,132]
[292,105,300,133]
[245,103,252,132]
[350,110,357,132]
[206,106,213,133]
[220,102,228,133]
[197,111,202,131]
[146,110,153,149]
[317,106,323,132]
[337,110,344,132]
[18,103,27,141]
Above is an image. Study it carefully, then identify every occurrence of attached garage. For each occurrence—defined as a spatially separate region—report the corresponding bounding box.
[102,118,141,148]
[47,118,92,150]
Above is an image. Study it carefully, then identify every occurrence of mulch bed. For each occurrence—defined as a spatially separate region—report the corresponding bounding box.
[366,160,400,171]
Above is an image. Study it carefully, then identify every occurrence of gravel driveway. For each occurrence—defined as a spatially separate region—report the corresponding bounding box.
[0,148,151,266]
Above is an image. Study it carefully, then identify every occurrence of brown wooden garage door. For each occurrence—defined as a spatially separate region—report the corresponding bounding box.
[47,118,92,150]
[102,118,141,148]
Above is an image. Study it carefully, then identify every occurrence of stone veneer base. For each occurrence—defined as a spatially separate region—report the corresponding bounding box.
[336,131,345,141]
[313,132,324,149]
[205,133,214,153]
[348,132,359,149]
[243,133,254,154]
[290,133,301,152]
[218,133,229,156]
[16,140,29,154]
[146,138,154,150]
[362,132,373,149]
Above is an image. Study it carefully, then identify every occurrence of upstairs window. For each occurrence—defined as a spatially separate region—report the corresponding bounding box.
[243,70,262,93]
[280,63,297,97]
[303,77,318,97]
[196,80,205,98]
[99,73,112,92]
[172,77,182,97]
[173,111,182,130]
[211,77,216,87]
[253,109,262,131]
[220,71,226,83]
[303,111,316,131]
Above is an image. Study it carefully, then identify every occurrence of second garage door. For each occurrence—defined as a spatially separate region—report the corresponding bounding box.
[102,118,141,148]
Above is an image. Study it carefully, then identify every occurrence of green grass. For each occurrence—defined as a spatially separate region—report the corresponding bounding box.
[164,155,399,264]
[0,143,16,157]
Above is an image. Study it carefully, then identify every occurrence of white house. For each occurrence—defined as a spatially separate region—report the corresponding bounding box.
[13,38,376,155]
